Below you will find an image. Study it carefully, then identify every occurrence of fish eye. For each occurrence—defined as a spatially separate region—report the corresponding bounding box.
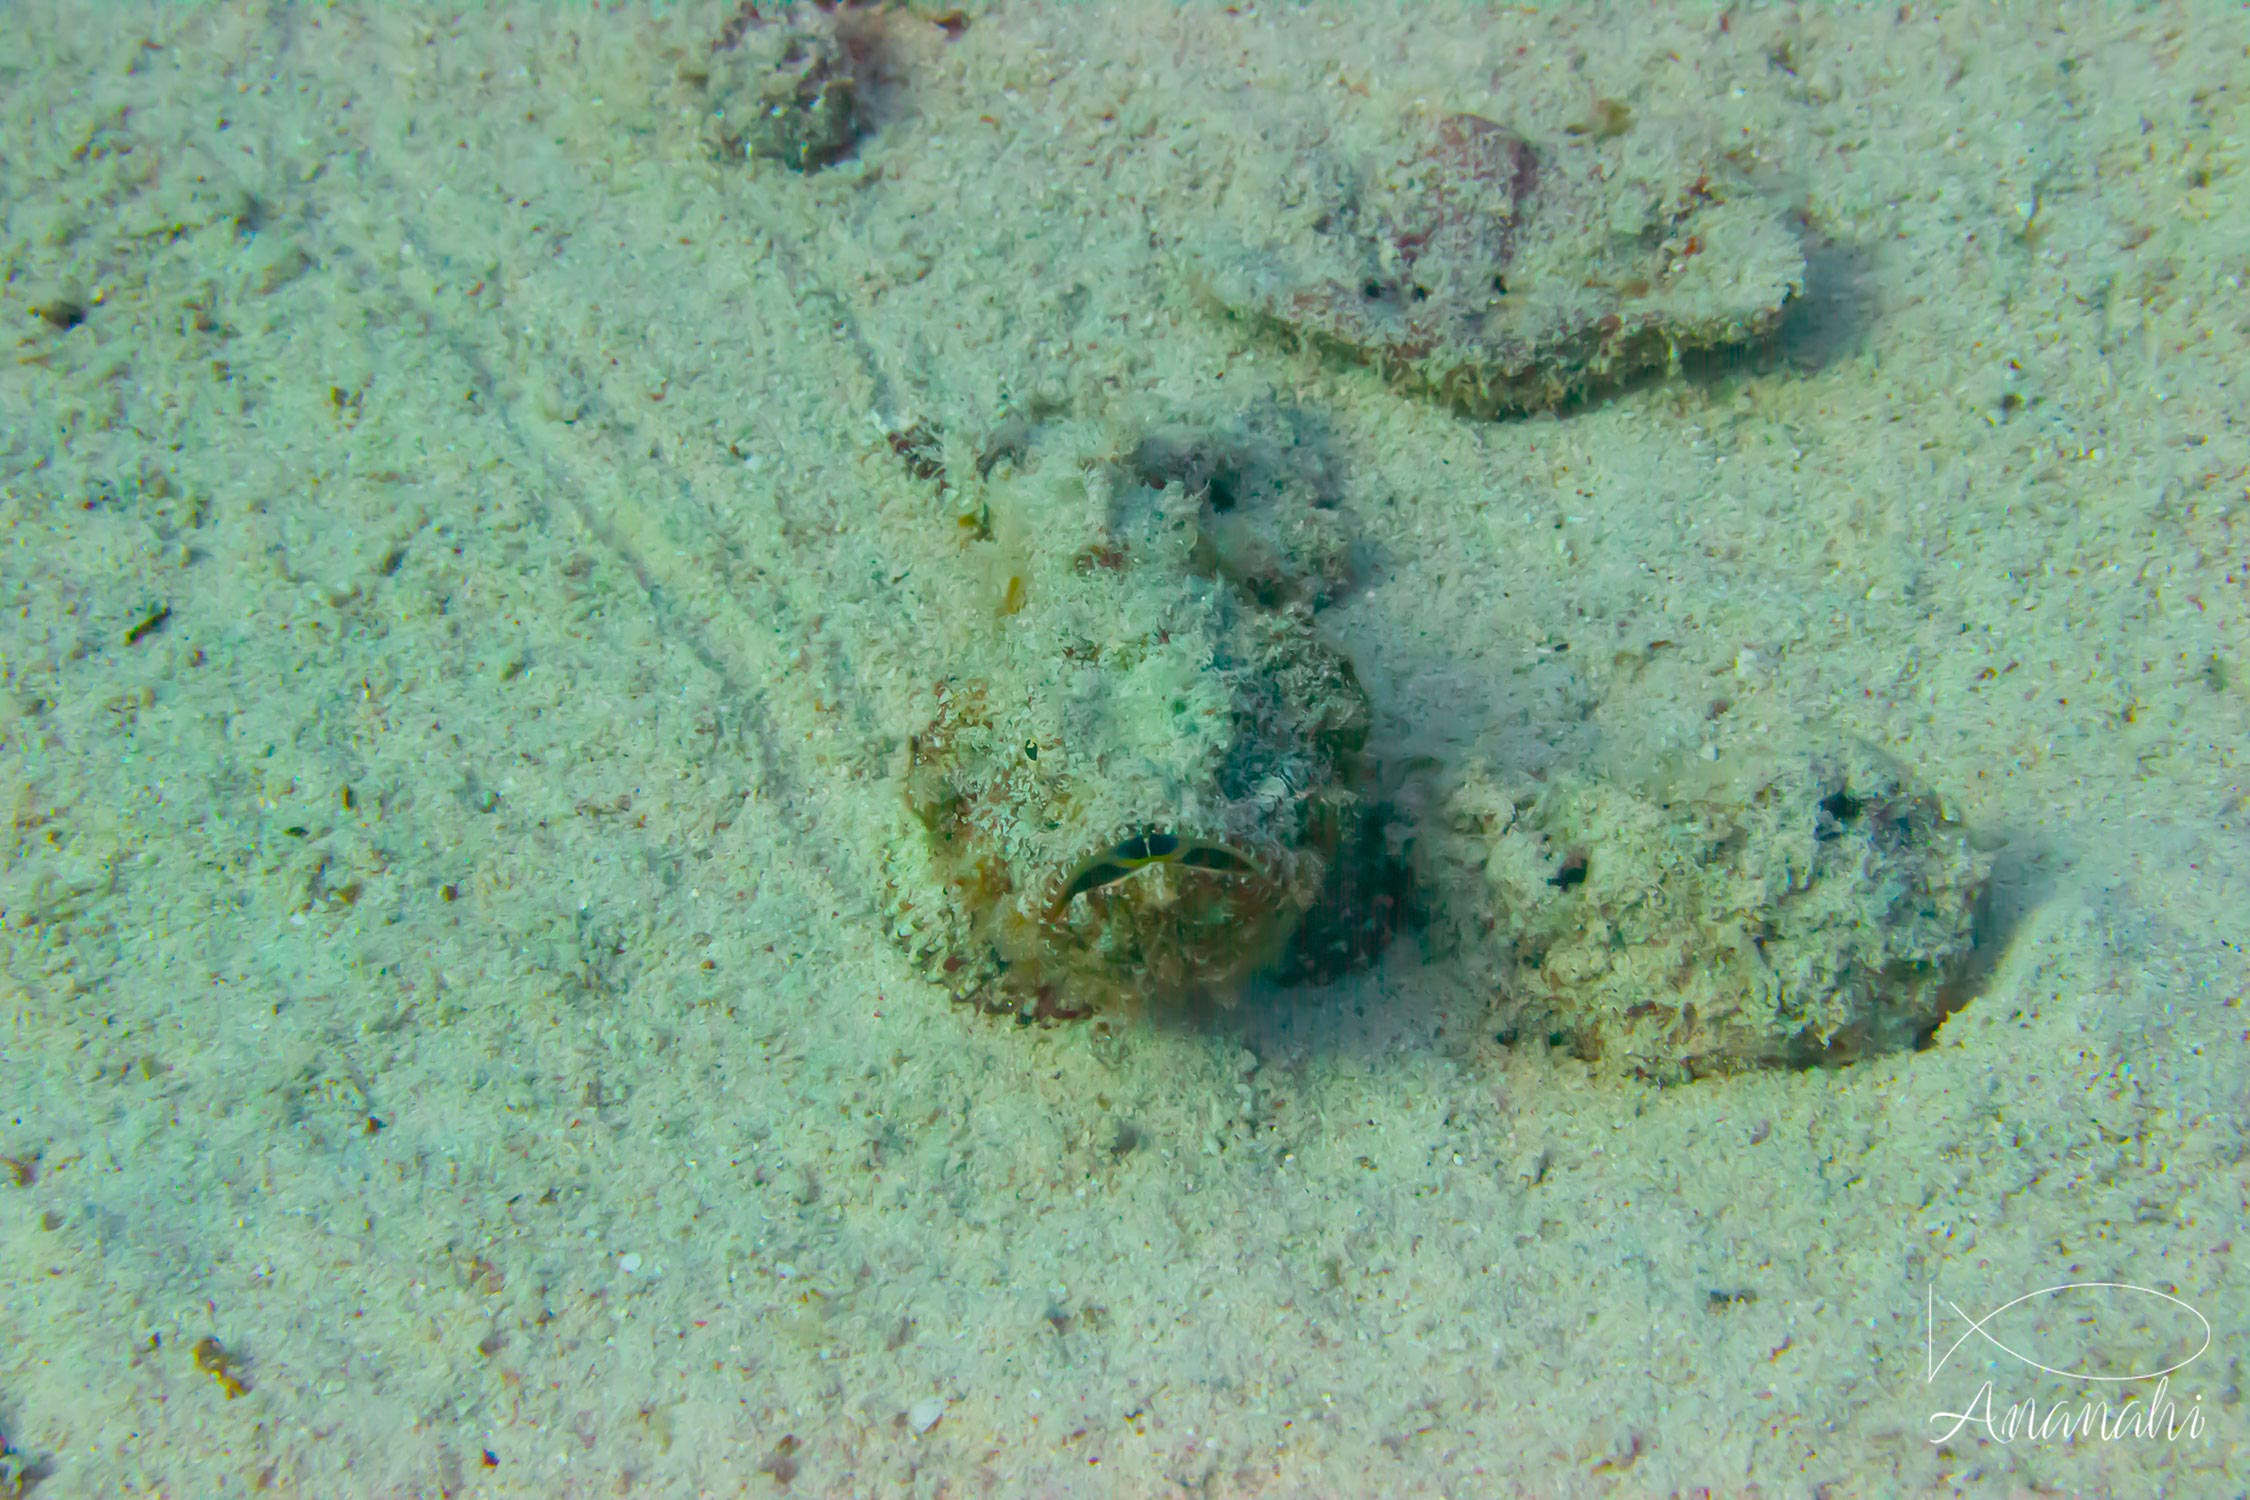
[1023,739,1038,760]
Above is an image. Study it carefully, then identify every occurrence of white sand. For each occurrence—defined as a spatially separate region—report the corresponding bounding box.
[2,3,2244,1495]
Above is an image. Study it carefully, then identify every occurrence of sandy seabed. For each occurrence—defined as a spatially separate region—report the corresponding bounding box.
[1,3,2246,1496]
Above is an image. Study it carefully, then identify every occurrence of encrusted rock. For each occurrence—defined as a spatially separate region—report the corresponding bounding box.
[1190,111,1806,415]
[690,2,862,172]
[1434,746,1991,1080]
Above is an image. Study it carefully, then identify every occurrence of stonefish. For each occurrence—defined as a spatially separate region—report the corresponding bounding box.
[881,413,1393,1018]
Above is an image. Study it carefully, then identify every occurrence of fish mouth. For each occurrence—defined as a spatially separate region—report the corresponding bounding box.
[1026,827,1299,999]
[1051,829,1268,911]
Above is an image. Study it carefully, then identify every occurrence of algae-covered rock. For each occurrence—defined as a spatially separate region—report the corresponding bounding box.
[1437,746,1990,1080]
[1190,111,1805,416]
[884,414,1379,1017]
[688,3,862,172]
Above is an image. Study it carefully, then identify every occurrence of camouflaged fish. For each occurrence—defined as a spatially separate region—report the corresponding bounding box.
[882,414,1381,1018]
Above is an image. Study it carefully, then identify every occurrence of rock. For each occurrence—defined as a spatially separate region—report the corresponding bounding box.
[1434,745,1991,1081]
[1189,111,1805,416]
[690,2,862,172]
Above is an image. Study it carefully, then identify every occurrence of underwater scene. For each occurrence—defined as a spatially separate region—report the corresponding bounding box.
[1,3,2244,1495]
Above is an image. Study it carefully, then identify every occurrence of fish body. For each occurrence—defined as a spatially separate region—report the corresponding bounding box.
[891,417,1370,1016]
